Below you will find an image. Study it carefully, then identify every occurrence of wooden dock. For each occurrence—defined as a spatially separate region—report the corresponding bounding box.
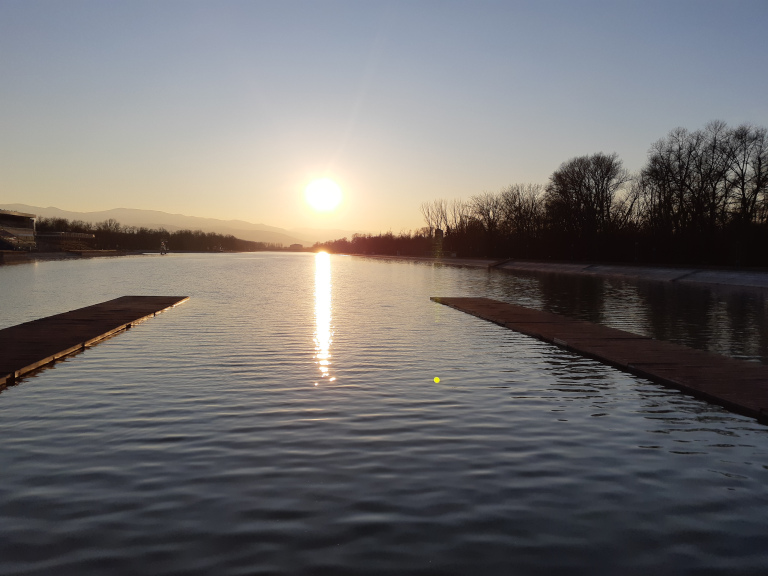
[431,297,768,424]
[0,296,189,389]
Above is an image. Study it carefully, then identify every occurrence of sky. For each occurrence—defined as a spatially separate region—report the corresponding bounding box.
[1,0,767,234]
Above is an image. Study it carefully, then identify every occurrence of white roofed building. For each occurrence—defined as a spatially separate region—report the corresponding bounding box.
[0,209,36,250]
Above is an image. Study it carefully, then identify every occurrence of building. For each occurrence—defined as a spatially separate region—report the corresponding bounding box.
[0,209,36,250]
[0,209,96,252]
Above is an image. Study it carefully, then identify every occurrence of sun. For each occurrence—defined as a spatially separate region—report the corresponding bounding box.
[305,178,342,212]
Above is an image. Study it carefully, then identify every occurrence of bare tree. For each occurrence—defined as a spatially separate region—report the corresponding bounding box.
[640,127,698,235]
[469,191,505,255]
[448,198,472,235]
[694,120,732,234]
[419,199,449,235]
[545,152,631,237]
[470,192,504,236]
[728,124,768,225]
[641,122,749,236]
[96,218,123,233]
[414,120,767,264]
[614,176,643,230]
[500,183,545,238]
[433,198,449,232]
[419,201,437,234]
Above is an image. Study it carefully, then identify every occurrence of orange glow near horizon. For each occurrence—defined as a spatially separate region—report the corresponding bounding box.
[314,251,333,382]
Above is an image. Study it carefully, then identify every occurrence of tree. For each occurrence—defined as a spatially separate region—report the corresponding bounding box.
[96,218,122,233]
[419,199,448,235]
[500,183,545,239]
[728,124,768,226]
[470,192,505,256]
[545,152,631,238]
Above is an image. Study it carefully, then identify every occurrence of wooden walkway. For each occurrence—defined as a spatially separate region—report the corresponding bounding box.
[0,296,189,389]
[431,297,768,424]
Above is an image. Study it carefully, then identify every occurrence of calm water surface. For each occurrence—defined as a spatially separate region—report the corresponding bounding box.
[1,253,767,575]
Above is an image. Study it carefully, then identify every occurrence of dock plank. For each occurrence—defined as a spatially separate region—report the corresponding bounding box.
[431,296,768,424]
[0,296,189,388]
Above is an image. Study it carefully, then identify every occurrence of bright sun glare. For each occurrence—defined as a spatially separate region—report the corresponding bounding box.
[305,178,342,212]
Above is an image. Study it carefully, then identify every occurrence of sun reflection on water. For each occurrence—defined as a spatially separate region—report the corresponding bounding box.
[314,252,333,382]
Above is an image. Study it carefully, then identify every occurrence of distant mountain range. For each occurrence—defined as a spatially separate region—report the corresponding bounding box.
[0,204,357,246]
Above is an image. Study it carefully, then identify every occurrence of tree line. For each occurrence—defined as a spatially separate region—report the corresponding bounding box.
[35,217,278,252]
[314,230,434,257]
[318,121,768,266]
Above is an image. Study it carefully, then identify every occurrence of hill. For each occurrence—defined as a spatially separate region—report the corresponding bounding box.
[0,204,357,246]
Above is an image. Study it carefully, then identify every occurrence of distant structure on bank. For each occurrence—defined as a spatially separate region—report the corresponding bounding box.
[35,231,97,251]
[290,244,303,250]
[432,228,444,258]
[0,209,96,252]
[0,209,36,250]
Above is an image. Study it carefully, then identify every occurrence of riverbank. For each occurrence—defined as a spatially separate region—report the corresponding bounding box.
[495,259,768,289]
[356,254,497,269]
[0,250,144,266]
[356,254,768,290]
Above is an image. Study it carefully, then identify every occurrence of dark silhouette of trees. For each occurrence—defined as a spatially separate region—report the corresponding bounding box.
[470,192,505,255]
[315,230,433,256]
[37,120,766,266]
[419,199,448,235]
[545,152,631,238]
[500,184,546,258]
[728,124,768,227]
[639,121,768,263]
[321,120,768,266]
[35,217,273,252]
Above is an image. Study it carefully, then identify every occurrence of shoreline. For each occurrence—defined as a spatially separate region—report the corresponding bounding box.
[495,259,768,290]
[0,249,248,266]
[0,250,146,266]
[354,254,768,290]
[5,250,767,290]
[353,254,498,269]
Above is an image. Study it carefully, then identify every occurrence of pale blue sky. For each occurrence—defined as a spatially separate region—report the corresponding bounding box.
[1,0,766,232]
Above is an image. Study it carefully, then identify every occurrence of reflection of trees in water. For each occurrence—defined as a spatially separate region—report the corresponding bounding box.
[723,289,768,363]
[535,273,606,324]
[635,282,768,364]
[492,269,768,365]
[636,282,715,352]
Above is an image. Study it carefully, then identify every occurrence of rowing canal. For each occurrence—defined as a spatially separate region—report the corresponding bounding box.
[1,252,767,575]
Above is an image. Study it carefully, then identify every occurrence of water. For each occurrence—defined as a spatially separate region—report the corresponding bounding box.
[1,253,767,575]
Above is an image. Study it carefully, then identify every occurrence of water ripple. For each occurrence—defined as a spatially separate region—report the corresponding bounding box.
[1,254,768,574]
